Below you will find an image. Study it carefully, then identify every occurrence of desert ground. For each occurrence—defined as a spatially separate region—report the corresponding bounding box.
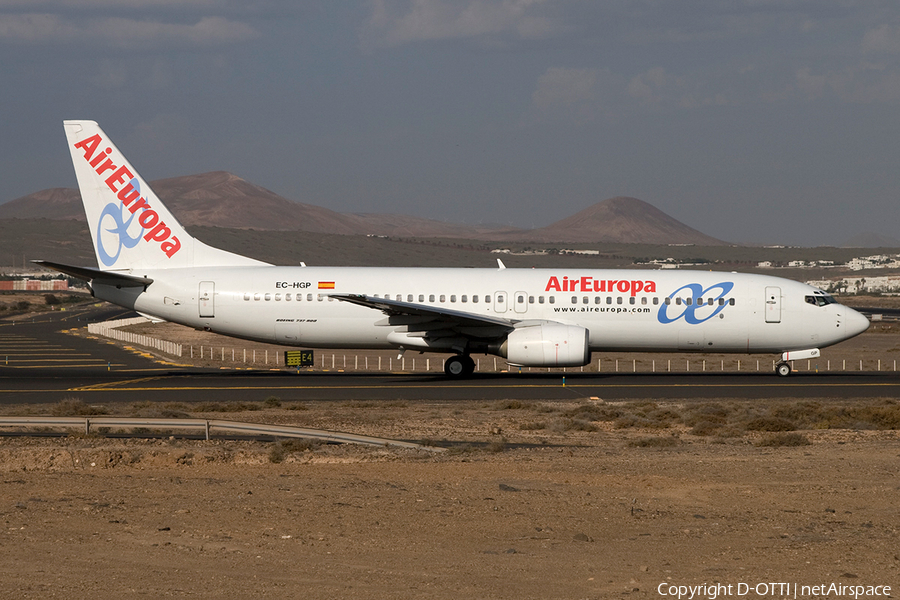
[1,394,899,599]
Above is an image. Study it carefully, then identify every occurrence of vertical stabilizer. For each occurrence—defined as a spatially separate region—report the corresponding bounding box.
[63,120,267,271]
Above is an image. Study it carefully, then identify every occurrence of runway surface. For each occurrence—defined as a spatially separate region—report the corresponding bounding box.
[2,306,899,405]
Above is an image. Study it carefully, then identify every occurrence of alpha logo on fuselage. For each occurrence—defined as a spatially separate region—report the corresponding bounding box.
[73,133,181,267]
[657,282,734,324]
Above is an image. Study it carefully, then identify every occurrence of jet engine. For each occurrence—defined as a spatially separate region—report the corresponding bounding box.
[497,322,590,367]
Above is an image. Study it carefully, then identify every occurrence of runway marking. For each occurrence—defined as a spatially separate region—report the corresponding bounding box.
[70,376,168,391]
[25,380,900,393]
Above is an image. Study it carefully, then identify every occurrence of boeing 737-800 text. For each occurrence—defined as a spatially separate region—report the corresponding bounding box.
[37,121,870,377]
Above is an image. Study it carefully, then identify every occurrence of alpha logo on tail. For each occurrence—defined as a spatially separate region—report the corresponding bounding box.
[73,133,181,266]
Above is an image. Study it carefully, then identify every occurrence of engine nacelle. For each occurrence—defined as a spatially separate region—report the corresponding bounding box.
[499,322,590,367]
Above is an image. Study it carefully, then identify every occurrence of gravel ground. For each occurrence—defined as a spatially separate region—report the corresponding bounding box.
[1,398,898,599]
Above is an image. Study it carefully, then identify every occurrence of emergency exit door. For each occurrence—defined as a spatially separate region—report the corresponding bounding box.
[199,281,215,318]
[764,286,781,323]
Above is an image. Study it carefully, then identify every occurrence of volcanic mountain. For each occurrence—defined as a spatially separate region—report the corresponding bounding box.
[493,197,726,245]
[1,173,724,244]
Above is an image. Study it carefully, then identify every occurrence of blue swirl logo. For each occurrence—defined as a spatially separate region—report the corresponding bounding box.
[96,178,146,267]
[657,282,734,324]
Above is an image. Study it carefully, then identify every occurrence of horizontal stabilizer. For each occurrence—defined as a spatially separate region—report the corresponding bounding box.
[33,260,153,287]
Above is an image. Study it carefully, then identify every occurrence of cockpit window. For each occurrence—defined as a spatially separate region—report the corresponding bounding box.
[805,294,836,307]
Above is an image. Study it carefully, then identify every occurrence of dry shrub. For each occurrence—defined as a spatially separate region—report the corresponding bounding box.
[563,404,621,422]
[743,416,797,432]
[518,421,547,431]
[194,402,262,413]
[51,398,107,416]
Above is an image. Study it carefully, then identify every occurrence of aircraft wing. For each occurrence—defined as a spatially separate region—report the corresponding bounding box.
[331,293,515,342]
[33,260,153,287]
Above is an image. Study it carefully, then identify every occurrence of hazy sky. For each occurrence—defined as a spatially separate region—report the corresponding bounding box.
[1,1,899,246]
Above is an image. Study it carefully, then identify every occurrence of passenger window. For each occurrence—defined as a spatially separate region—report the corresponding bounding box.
[462,295,468,303]
[429,294,435,302]
[708,298,714,306]
[549,296,555,304]
[665,297,671,305]
[641,297,647,305]
[440,295,446,302]
[418,294,424,302]
[264,293,271,301]
[697,297,703,305]
[686,298,692,306]
[317,295,324,302]
[243,293,250,301]
[628,297,635,305]
[718,298,725,306]
[450,295,456,303]
[253,293,260,301]
[571,296,578,304]
[617,297,623,305]
[676,298,681,306]
[606,297,612,305]
[473,295,479,303]
[307,294,312,301]
[518,295,525,304]
[529,296,534,304]
[653,297,659,305]
[538,296,545,304]
[583,296,588,304]
[274,293,282,301]
[729,298,735,306]
[408,294,413,302]
[286,293,292,301]
[594,296,601,304]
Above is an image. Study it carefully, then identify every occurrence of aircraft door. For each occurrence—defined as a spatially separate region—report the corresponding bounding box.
[514,291,528,314]
[765,286,781,323]
[493,291,508,313]
[199,281,215,318]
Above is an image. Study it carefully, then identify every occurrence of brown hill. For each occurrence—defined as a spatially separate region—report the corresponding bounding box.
[1,175,723,244]
[491,196,726,245]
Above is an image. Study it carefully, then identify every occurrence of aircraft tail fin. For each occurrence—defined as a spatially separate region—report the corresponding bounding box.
[63,120,268,271]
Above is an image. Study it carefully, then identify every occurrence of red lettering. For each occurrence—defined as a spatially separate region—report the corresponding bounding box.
[74,135,101,161]
[616,280,629,293]
[562,276,570,292]
[95,158,117,177]
[580,276,591,292]
[117,183,140,205]
[144,222,171,242]
[137,209,159,229]
[545,276,561,292]
[161,236,181,258]
[105,166,133,193]
[631,280,644,296]
[645,281,656,293]
[593,279,605,292]
[608,280,617,292]
[89,147,112,168]
[127,197,150,214]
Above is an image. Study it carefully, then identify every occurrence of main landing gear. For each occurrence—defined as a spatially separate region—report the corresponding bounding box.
[775,362,792,377]
[444,354,475,378]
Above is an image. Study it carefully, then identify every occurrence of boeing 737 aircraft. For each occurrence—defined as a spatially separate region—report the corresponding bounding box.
[37,120,870,377]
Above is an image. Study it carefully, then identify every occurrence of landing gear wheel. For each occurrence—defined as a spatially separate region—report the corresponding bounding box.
[775,362,792,377]
[445,355,475,378]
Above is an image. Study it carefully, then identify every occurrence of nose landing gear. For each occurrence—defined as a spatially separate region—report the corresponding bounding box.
[444,354,475,378]
[775,362,792,377]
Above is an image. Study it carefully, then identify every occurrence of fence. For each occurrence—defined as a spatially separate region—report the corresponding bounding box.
[88,317,182,357]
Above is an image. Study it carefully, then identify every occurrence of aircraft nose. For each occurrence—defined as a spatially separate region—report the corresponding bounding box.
[845,307,870,337]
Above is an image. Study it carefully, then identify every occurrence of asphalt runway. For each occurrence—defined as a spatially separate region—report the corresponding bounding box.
[2,306,900,405]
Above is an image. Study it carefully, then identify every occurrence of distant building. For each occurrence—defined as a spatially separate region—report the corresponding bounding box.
[0,279,68,291]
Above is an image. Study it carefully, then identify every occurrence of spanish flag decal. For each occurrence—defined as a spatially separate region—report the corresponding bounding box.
[318,281,335,290]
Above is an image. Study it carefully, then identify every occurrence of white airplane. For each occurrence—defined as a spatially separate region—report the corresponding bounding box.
[37,120,869,377]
